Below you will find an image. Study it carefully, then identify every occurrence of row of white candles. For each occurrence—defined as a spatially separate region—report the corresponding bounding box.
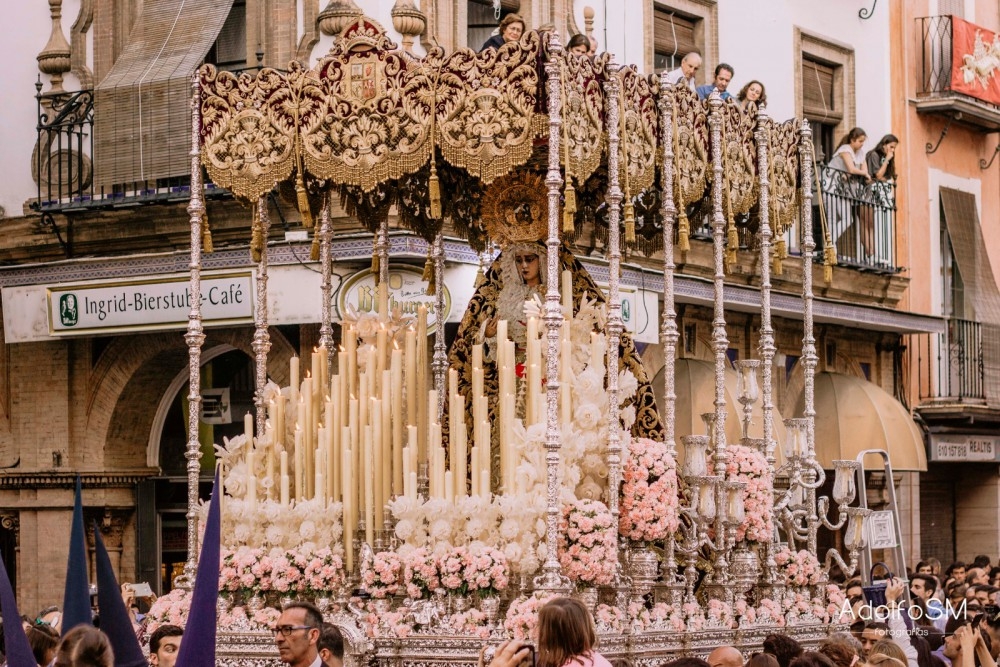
[237,270,591,570]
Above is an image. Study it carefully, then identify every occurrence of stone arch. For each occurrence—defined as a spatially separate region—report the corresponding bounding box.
[84,327,296,471]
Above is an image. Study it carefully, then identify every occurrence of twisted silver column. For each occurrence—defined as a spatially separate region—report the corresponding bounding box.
[253,196,272,438]
[183,73,207,585]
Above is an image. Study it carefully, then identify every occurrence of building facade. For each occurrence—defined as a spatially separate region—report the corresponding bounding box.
[892,0,1000,564]
[0,0,952,612]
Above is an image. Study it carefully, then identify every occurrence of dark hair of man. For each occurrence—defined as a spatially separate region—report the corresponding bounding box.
[945,615,970,636]
[149,624,184,654]
[912,573,939,592]
[715,63,734,77]
[865,621,890,634]
[282,601,324,630]
[318,622,344,659]
[566,34,590,51]
[973,556,991,569]
[947,561,968,576]
[764,633,805,667]
[789,652,838,667]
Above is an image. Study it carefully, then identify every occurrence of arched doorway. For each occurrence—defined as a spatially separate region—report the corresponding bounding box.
[136,346,257,595]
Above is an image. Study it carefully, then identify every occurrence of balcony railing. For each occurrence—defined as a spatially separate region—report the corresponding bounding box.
[916,15,1000,130]
[915,317,985,402]
[818,164,897,271]
[692,163,898,273]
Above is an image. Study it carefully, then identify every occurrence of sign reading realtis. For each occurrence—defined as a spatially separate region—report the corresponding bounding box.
[47,273,254,335]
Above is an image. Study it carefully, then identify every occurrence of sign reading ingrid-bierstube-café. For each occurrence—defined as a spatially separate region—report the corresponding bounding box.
[47,273,254,335]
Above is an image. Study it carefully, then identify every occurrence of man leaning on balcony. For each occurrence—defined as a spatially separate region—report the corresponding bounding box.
[665,52,702,92]
[697,63,734,101]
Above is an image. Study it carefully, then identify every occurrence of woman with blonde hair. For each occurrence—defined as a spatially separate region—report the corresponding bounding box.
[867,639,910,667]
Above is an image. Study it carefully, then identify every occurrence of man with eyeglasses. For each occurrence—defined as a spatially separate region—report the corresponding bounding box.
[273,601,324,667]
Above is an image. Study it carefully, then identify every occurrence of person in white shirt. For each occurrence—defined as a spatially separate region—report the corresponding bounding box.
[665,51,702,91]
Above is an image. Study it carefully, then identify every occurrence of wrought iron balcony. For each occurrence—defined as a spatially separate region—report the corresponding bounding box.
[915,317,985,403]
[916,15,1000,133]
[692,163,899,273]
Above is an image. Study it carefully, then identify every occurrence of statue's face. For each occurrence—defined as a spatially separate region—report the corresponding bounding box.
[514,252,540,286]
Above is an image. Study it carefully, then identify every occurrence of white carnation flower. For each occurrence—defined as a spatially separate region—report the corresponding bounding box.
[429,519,452,542]
[298,520,317,540]
[499,519,521,541]
[233,523,252,543]
[618,369,639,400]
[573,368,604,402]
[395,518,416,542]
[620,405,637,429]
[574,402,603,431]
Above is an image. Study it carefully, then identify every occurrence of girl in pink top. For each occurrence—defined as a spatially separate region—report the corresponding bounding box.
[537,597,613,667]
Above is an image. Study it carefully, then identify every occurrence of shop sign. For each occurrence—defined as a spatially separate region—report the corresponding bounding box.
[337,265,451,333]
[47,273,253,336]
[929,434,1000,462]
[594,281,659,344]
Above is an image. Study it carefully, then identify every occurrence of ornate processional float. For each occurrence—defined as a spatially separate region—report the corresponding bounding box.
[158,16,874,666]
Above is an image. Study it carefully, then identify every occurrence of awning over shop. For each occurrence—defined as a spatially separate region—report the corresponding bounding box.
[93,0,236,187]
[657,358,787,455]
[793,372,927,471]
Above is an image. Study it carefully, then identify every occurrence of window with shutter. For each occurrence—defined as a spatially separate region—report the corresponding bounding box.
[802,56,841,122]
[207,0,247,72]
[93,0,237,190]
[654,8,698,72]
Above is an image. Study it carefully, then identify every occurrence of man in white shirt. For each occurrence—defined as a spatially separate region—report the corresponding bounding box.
[274,601,324,667]
[665,51,702,91]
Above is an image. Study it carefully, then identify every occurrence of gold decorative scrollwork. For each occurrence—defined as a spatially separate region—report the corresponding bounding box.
[617,66,658,197]
[769,119,800,237]
[670,85,709,252]
[562,52,609,186]
[200,66,297,201]
[718,102,757,219]
[303,18,432,192]
[433,33,547,185]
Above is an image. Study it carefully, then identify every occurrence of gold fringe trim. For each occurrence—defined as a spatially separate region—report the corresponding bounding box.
[201,211,214,253]
[563,182,577,234]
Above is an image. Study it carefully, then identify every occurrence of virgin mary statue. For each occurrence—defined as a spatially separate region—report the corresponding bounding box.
[447,172,663,483]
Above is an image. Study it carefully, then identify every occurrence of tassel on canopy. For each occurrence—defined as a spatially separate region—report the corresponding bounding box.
[678,212,691,255]
[624,200,636,245]
[201,211,214,253]
[563,182,577,234]
[423,255,436,296]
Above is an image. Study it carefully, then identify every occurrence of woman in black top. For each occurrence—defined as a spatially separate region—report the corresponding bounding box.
[865,134,898,183]
[480,13,525,52]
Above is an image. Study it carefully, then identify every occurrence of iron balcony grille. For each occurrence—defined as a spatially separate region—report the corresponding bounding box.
[915,317,985,402]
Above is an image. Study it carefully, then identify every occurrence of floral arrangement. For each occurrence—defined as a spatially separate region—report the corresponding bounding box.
[774,546,823,587]
[558,499,617,587]
[301,547,346,596]
[756,597,786,627]
[463,545,510,598]
[734,598,758,626]
[362,550,403,599]
[504,593,558,641]
[146,588,191,632]
[681,601,706,632]
[220,547,259,593]
[629,601,686,633]
[619,437,680,542]
[723,444,774,543]
[438,546,469,594]
[401,546,440,599]
[594,603,625,632]
[707,599,734,627]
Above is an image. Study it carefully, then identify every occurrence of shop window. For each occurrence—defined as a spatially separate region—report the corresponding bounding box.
[206,0,247,72]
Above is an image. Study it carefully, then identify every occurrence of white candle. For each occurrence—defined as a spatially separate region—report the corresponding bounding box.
[294,426,303,501]
[364,424,374,546]
[290,356,300,404]
[342,447,353,572]
[280,451,290,506]
[408,471,418,501]
[372,398,383,527]
[562,269,573,314]
[391,347,403,495]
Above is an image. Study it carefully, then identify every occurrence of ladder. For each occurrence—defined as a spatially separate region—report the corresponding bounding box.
[856,448,911,603]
